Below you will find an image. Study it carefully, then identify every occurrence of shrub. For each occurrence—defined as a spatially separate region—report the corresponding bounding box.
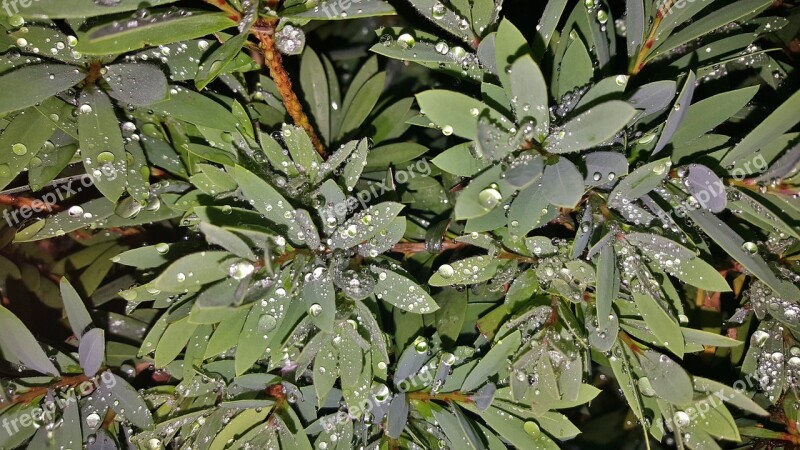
[0,0,798,449]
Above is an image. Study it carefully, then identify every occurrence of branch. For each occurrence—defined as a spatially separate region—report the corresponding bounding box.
[203,0,242,22]
[630,0,675,75]
[254,19,327,159]
[1,374,91,407]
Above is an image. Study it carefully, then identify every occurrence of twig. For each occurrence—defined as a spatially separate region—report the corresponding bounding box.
[203,0,243,22]
[630,0,675,75]
[254,19,327,159]
[1,374,91,407]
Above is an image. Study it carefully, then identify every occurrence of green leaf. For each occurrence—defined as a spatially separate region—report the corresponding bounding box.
[509,55,549,137]
[313,340,338,405]
[0,64,84,115]
[150,251,232,293]
[0,107,58,190]
[150,86,238,132]
[693,377,768,416]
[331,202,404,250]
[232,165,303,245]
[196,32,249,90]
[466,405,559,449]
[205,308,248,359]
[365,143,428,170]
[671,85,759,145]
[637,349,693,405]
[609,158,671,206]
[462,330,520,391]
[155,316,197,367]
[372,267,439,314]
[78,87,127,201]
[626,233,731,292]
[720,89,800,167]
[338,72,386,140]
[60,278,93,339]
[76,10,236,55]
[302,273,336,333]
[209,408,271,450]
[283,0,396,20]
[108,373,155,430]
[0,305,59,376]
[547,101,636,154]
[18,0,180,18]
[199,222,256,261]
[541,158,584,208]
[416,90,501,140]
[652,0,772,58]
[432,143,489,177]
[632,290,685,358]
[429,255,502,287]
[557,36,593,99]
[300,47,331,145]
[653,71,696,155]
[595,244,618,329]
[686,208,800,301]
[495,19,531,94]
[104,62,169,106]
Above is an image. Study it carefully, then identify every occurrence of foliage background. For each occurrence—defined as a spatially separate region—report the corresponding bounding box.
[0,0,798,449]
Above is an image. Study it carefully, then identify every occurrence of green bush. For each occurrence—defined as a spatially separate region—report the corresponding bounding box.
[0,0,798,448]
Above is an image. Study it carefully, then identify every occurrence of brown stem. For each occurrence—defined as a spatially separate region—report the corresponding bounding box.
[618,331,642,354]
[254,19,327,159]
[630,0,674,75]
[0,194,61,212]
[1,374,92,407]
[203,0,243,22]
[727,177,799,196]
[390,241,466,254]
[407,391,473,404]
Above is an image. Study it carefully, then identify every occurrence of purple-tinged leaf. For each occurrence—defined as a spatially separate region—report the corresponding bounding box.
[79,328,105,377]
[653,71,696,155]
[584,151,628,187]
[684,164,727,213]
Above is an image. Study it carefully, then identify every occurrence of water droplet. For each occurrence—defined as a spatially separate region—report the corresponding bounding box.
[97,151,115,164]
[11,143,27,156]
[68,206,84,217]
[438,264,455,278]
[742,241,758,254]
[230,261,255,280]
[442,125,454,136]
[478,188,502,210]
[8,15,24,28]
[85,412,101,430]
[397,33,415,49]
[432,2,447,20]
[309,304,322,316]
[523,421,540,436]
[674,411,691,428]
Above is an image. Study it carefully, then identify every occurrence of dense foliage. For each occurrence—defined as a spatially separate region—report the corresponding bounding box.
[0,0,799,448]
